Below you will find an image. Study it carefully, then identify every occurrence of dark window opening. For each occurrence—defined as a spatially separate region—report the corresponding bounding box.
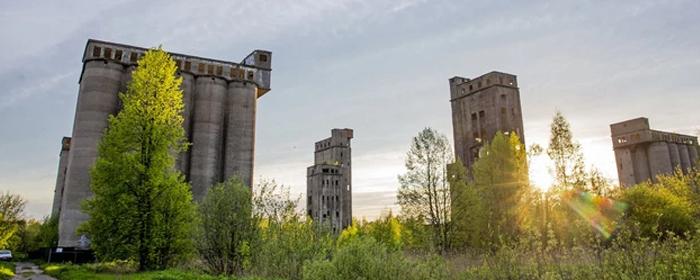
[469,84,473,90]
[259,54,268,62]
[174,60,181,69]
[247,71,254,80]
[104,48,112,59]
[479,110,485,118]
[92,46,101,57]
[216,66,223,75]
[184,61,191,71]
[471,113,477,120]
[336,211,339,218]
[198,63,205,73]
[114,50,122,61]
[207,64,214,75]
[130,52,138,62]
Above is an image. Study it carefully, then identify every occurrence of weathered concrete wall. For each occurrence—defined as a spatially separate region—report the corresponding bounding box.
[632,146,651,184]
[59,60,124,247]
[689,145,699,167]
[614,148,635,187]
[51,137,72,218]
[647,142,672,182]
[224,82,257,187]
[668,143,681,170]
[176,72,196,176]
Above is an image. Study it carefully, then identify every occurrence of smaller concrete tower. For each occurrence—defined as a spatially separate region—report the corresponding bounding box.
[307,129,353,234]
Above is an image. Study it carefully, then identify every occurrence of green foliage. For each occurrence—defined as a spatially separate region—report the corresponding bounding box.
[338,212,404,251]
[0,192,25,249]
[36,215,59,248]
[82,48,196,270]
[303,236,447,280]
[0,262,13,280]
[43,262,267,279]
[620,175,697,238]
[547,111,587,190]
[198,178,256,276]
[248,180,333,280]
[10,219,41,253]
[455,132,530,248]
[397,127,453,251]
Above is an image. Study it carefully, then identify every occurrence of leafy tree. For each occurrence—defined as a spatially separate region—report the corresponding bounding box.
[470,132,530,246]
[337,212,404,251]
[449,159,486,249]
[250,180,333,280]
[82,48,196,270]
[36,215,59,248]
[547,111,587,190]
[397,127,453,252]
[198,178,256,275]
[0,192,25,249]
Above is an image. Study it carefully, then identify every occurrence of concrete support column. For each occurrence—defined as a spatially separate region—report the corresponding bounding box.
[668,143,681,171]
[59,60,124,247]
[176,72,195,177]
[647,142,673,181]
[223,82,257,187]
[189,77,226,200]
[51,137,71,218]
[632,145,651,184]
[679,145,691,173]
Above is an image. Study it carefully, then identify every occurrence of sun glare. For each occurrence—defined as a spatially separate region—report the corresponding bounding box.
[529,155,554,192]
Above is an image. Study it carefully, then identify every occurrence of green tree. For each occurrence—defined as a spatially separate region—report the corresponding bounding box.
[36,215,59,248]
[397,127,453,252]
[82,48,196,270]
[0,192,25,249]
[470,132,530,246]
[449,159,486,249]
[198,178,256,275]
[547,111,587,190]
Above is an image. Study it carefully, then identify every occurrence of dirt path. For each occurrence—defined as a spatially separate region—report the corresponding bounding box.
[11,262,56,280]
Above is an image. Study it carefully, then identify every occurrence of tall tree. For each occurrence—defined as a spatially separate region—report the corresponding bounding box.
[470,132,530,246]
[0,192,25,249]
[547,111,587,190]
[82,48,196,270]
[449,159,486,249]
[397,127,452,252]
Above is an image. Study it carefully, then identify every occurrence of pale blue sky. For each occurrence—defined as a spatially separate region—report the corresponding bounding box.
[1,0,699,219]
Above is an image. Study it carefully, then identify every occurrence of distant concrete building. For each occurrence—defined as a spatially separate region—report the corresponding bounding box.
[449,71,525,170]
[55,39,272,248]
[307,129,353,234]
[611,117,699,187]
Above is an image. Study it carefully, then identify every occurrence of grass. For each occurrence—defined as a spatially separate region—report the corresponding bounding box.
[42,263,271,280]
[0,261,14,280]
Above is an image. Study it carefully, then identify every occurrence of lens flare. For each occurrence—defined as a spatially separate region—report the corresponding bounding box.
[562,191,627,239]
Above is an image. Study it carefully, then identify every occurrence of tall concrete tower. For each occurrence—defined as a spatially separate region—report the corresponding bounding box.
[307,129,353,234]
[56,39,272,248]
[449,71,525,170]
[611,117,698,187]
[51,137,71,218]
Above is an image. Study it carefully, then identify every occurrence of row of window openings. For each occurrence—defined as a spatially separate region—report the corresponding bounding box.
[92,46,255,80]
[321,168,339,174]
[469,108,516,140]
[460,77,515,94]
[322,179,340,186]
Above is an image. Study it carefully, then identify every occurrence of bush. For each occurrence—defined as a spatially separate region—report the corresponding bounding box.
[0,262,13,280]
[621,183,696,237]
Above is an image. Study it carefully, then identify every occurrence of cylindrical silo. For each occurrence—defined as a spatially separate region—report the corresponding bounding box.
[189,77,226,200]
[647,142,673,181]
[668,143,681,170]
[176,72,195,177]
[689,145,699,168]
[59,60,124,247]
[632,145,651,183]
[679,144,691,173]
[223,82,257,188]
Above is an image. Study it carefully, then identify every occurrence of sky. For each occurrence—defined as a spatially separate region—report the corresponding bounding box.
[1,0,699,220]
